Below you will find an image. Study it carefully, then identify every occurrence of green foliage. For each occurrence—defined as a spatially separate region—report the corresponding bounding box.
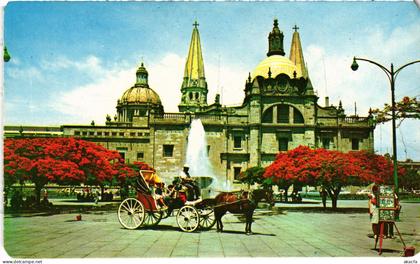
[239,166,266,185]
[261,177,275,188]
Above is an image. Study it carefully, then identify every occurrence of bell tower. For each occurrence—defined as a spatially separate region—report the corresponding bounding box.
[178,21,208,112]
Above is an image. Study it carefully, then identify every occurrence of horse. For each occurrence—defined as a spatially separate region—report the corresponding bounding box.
[251,188,275,208]
[214,189,272,235]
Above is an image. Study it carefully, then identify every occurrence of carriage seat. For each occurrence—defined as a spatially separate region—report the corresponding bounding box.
[185,198,203,206]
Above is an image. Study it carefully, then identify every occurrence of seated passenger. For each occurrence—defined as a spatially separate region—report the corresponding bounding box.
[149,182,167,210]
[180,165,201,201]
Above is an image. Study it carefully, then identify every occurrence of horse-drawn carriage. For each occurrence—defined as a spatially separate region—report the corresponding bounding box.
[117,170,274,234]
[117,170,216,232]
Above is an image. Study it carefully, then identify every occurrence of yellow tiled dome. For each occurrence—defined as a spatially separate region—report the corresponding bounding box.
[252,55,301,79]
[119,86,162,105]
[119,63,162,106]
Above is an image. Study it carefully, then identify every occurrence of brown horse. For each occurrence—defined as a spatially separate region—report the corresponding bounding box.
[251,189,275,208]
[214,190,267,235]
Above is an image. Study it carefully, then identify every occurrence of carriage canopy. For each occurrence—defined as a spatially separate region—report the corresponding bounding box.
[135,170,162,195]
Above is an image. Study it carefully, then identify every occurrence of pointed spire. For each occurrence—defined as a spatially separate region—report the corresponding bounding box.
[184,20,205,81]
[179,21,208,112]
[267,19,285,57]
[289,25,308,78]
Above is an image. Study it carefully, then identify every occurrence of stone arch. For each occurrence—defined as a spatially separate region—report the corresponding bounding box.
[262,103,305,124]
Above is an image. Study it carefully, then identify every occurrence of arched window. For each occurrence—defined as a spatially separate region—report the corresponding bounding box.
[293,108,304,123]
[262,107,273,123]
[262,104,304,124]
[277,105,289,123]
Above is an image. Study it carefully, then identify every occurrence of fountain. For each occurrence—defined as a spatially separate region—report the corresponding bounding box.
[186,119,213,177]
[185,119,233,196]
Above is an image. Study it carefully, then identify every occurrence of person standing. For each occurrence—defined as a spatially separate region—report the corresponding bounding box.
[385,192,400,238]
[368,193,379,238]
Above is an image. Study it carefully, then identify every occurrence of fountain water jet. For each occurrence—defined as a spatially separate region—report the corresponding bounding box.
[186,119,213,177]
[185,119,233,195]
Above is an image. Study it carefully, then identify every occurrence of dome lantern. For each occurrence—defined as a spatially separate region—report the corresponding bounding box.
[136,62,149,87]
[267,19,285,57]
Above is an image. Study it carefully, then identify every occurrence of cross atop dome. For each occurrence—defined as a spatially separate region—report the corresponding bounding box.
[293,25,299,32]
[193,21,199,28]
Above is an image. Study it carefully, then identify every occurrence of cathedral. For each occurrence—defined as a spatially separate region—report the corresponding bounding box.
[5,20,376,184]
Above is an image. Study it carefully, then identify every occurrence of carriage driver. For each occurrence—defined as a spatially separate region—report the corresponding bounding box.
[180,164,201,201]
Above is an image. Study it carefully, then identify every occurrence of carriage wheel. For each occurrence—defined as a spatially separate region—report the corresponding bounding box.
[199,207,216,230]
[118,198,145,230]
[143,210,163,227]
[176,205,200,232]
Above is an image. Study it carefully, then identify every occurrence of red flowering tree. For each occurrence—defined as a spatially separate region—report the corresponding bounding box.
[263,147,315,202]
[371,96,419,125]
[4,138,129,204]
[399,166,420,192]
[264,146,396,209]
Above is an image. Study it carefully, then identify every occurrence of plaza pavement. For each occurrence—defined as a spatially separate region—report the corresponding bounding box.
[2,199,419,260]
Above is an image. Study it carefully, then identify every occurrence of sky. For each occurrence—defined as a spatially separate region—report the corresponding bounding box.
[2,1,420,161]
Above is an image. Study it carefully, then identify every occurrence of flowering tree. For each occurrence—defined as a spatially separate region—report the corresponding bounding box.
[263,147,313,202]
[4,138,128,204]
[263,146,396,209]
[371,96,420,125]
[398,166,420,192]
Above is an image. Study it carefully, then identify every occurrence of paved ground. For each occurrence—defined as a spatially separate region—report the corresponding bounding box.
[2,199,419,260]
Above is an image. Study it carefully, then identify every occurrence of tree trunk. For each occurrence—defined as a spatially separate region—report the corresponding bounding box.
[331,196,338,209]
[35,184,42,206]
[326,186,341,210]
[284,188,288,203]
[101,185,105,201]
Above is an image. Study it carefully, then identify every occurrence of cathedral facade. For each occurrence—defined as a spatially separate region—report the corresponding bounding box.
[6,20,375,184]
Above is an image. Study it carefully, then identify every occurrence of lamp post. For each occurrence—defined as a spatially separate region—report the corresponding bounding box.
[351,57,420,193]
[4,46,11,62]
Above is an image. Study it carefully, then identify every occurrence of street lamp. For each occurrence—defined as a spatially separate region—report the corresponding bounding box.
[351,57,420,193]
[4,46,11,62]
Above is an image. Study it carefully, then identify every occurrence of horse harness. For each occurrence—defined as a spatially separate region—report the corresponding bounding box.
[215,190,252,210]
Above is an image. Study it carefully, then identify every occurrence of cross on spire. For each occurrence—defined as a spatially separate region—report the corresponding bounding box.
[193,21,199,28]
[293,25,299,32]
